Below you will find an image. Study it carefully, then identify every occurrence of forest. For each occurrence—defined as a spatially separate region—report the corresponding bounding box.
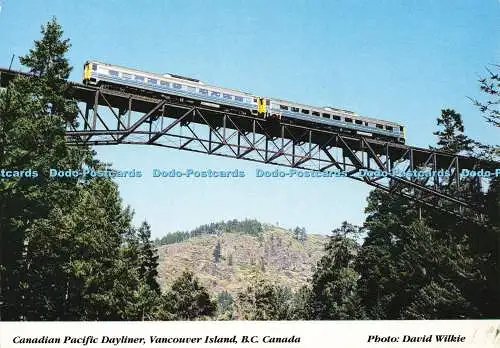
[154,219,265,245]
[0,19,498,321]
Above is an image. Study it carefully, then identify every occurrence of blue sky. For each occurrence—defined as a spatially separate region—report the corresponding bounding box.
[1,1,498,238]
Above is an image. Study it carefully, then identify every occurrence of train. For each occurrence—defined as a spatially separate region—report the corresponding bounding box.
[83,60,406,143]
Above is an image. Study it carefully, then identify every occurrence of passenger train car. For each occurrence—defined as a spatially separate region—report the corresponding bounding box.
[83,61,406,143]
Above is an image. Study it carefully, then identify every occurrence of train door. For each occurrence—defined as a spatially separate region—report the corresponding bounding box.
[83,62,91,83]
[257,97,268,117]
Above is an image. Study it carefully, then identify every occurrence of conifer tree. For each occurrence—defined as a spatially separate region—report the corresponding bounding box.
[163,271,216,320]
[355,100,499,319]
[432,109,474,154]
[0,18,160,321]
[216,291,235,320]
[236,275,296,320]
[471,65,499,127]
[213,240,221,263]
[0,17,90,320]
[138,221,160,294]
[308,222,364,319]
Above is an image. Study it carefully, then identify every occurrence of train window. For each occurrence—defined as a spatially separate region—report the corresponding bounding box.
[211,91,221,97]
[147,78,157,85]
[291,107,299,112]
[322,113,330,118]
[253,98,258,103]
[280,105,289,110]
[386,126,393,131]
[122,73,132,79]
[135,75,145,82]
[109,70,119,77]
[376,124,383,129]
[92,64,97,71]
[173,83,182,89]
[223,93,232,99]
[302,109,310,114]
[160,80,169,87]
[355,120,363,125]
[345,118,352,123]
[235,96,243,102]
[312,111,320,116]
[199,88,208,94]
[187,86,196,93]
[365,122,369,126]
[400,126,404,132]
[332,115,341,120]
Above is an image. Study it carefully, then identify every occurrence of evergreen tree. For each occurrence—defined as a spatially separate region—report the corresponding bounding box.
[290,286,312,320]
[216,291,235,320]
[0,18,165,321]
[466,67,500,317]
[0,17,92,320]
[163,271,216,320]
[137,221,160,294]
[432,109,474,154]
[236,274,295,320]
[308,222,364,320]
[355,103,499,319]
[213,240,221,263]
[359,218,484,319]
[471,65,499,127]
[293,227,307,241]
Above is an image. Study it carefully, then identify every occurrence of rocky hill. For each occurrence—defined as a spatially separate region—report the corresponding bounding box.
[156,224,327,296]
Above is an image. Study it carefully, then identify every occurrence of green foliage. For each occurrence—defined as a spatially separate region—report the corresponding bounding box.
[163,271,216,320]
[356,218,482,319]
[0,18,169,322]
[137,221,160,294]
[235,279,311,320]
[402,281,471,319]
[236,278,296,320]
[0,17,94,320]
[290,286,312,320]
[2,17,498,323]
[216,291,235,320]
[293,226,307,241]
[307,98,499,321]
[470,64,499,127]
[351,104,499,320]
[355,108,499,319]
[155,219,264,245]
[192,219,263,237]
[432,109,474,154]
[213,240,221,263]
[308,222,364,320]
[154,231,190,245]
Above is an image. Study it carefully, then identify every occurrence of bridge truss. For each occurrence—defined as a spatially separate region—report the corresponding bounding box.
[63,84,497,224]
[0,68,497,224]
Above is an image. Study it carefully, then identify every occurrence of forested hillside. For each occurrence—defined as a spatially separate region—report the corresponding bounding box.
[154,219,265,245]
[155,224,326,296]
[0,19,498,321]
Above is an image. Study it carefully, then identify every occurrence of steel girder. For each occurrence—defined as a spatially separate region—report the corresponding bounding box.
[63,85,499,224]
[2,68,495,223]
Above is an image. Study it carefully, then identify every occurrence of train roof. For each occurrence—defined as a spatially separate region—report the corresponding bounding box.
[86,60,255,97]
[269,96,403,126]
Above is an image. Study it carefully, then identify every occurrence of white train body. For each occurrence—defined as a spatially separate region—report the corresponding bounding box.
[83,60,406,143]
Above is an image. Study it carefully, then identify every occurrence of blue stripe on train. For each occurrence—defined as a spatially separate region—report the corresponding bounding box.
[91,72,398,138]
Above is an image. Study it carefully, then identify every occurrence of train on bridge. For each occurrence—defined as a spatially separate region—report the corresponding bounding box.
[83,60,406,144]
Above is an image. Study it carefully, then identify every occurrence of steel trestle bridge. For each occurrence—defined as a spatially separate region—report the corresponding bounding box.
[1,68,498,224]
